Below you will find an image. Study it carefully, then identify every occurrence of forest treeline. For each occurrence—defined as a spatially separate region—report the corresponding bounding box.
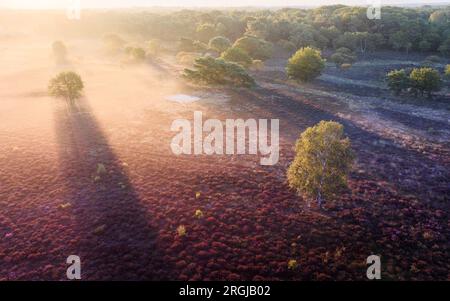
[44,5,450,56]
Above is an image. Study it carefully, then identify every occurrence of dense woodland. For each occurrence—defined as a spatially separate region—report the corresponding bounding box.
[35,5,450,56]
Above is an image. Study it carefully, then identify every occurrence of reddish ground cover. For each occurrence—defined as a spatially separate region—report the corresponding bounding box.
[0,53,448,281]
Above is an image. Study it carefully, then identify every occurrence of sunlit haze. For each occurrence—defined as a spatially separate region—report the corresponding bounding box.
[2,0,450,9]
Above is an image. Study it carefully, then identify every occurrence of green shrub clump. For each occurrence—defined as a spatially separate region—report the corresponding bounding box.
[286,47,325,82]
[183,56,255,87]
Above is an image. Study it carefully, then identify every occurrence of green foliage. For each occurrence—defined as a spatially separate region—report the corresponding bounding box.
[387,67,442,97]
[221,47,253,67]
[389,31,412,54]
[130,47,146,62]
[208,36,231,53]
[48,71,84,102]
[287,121,354,208]
[52,41,67,62]
[233,35,273,61]
[386,69,410,95]
[438,38,450,57]
[286,47,325,82]
[196,23,216,43]
[330,47,356,67]
[183,56,255,87]
[277,39,297,53]
[409,67,442,97]
[445,65,450,78]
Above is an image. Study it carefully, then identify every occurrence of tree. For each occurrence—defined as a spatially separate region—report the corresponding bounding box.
[286,47,325,82]
[183,57,255,87]
[438,38,450,58]
[196,24,216,43]
[386,69,410,95]
[233,35,273,61]
[409,67,442,97]
[389,31,412,54]
[221,47,253,67]
[287,121,354,209]
[52,41,67,63]
[48,72,84,103]
[329,47,356,67]
[208,36,231,53]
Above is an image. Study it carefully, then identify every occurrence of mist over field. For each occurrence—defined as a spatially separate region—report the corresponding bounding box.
[0,4,448,281]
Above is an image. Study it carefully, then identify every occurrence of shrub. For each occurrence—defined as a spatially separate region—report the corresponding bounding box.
[286,47,325,82]
[287,121,354,209]
[102,34,125,53]
[177,225,186,237]
[409,67,442,97]
[424,55,440,63]
[330,47,356,67]
[147,39,162,57]
[194,209,204,219]
[445,65,450,78]
[183,56,255,87]
[130,47,146,62]
[277,39,297,53]
[386,69,410,95]
[52,41,67,62]
[233,35,273,61]
[250,60,265,71]
[221,47,253,67]
[48,71,84,103]
[208,36,231,53]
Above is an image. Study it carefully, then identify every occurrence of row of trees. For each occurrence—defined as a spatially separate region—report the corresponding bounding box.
[386,67,444,97]
[99,6,450,57]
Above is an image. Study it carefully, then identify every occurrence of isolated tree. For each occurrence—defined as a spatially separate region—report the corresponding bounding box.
[287,121,354,209]
[221,47,253,67]
[208,36,231,53]
[183,57,255,87]
[52,41,67,62]
[286,47,325,82]
[409,67,442,97]
[48,72,84,103]
[386,69,410,95]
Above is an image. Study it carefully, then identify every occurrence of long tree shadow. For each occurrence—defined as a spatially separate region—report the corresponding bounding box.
[54,98,169,280]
